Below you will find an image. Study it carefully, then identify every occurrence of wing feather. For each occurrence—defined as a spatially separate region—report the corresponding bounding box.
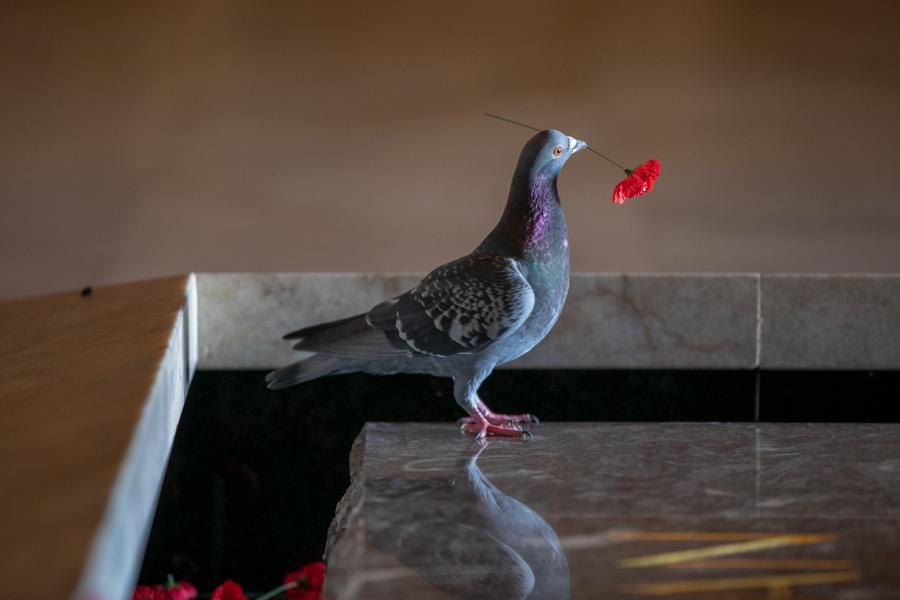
[366,256,535,357]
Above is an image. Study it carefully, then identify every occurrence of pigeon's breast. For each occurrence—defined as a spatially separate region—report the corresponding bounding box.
[496,238,569,365]
[523,245,570,335]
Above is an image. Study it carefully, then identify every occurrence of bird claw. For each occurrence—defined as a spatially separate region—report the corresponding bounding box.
[459,419,533,439]
[459,413,540,426]
[459,398,539,438]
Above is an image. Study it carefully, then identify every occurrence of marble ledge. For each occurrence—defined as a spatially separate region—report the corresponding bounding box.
[196,273,759,370]
[324,422,900,600]
[760,274,900,369]
[195,272,900,371]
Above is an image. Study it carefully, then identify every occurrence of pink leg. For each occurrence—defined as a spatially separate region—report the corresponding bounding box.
[458,397,540,427]
[476,398,540,425]
[458,395,539,438]
[459,409,532,439]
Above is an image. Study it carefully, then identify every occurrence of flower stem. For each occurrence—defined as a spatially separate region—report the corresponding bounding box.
[483,112,540,132]
[483,112,631,173]
[255,581,298,600]
[585,146,630,173]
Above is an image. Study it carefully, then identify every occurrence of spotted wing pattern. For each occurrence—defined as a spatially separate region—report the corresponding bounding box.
[367,256,535,357]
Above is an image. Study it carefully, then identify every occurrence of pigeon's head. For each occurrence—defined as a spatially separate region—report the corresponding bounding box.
[517,129,587,180]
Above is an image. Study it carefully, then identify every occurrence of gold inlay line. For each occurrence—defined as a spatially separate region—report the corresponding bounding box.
[611,531,792,542]
[668,558,857,571]
[618,570,860,595]
[619,535,836,568]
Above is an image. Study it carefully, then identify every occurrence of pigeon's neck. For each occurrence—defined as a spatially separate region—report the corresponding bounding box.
[480,173,567,258]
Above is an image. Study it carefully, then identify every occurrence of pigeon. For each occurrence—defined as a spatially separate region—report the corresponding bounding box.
[267,129,586,437]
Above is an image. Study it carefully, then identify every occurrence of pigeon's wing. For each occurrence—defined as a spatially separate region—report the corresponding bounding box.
[366,256,535,357]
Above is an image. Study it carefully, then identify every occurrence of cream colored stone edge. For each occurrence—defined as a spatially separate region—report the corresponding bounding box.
[73,275,198,600]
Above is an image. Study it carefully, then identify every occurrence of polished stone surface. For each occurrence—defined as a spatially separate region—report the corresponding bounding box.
[325,423,900,599]
[760,274,900,369]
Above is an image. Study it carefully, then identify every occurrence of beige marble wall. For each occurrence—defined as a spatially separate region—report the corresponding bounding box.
[761,275,900,369]
[197,272,900,370]
[2,1,900,300]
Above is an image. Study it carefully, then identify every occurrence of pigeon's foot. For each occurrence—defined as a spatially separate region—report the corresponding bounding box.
[458,412,539,427]
[459,412,533,439]
[482,409,540,425]
[476,399,540,425]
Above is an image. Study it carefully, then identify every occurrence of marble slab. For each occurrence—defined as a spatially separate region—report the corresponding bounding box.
[196,273,759,369]
[325,422,900,600]
[760,274,900,369]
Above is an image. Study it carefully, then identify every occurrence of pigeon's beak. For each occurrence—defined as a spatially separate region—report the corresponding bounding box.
[571,138,587,154]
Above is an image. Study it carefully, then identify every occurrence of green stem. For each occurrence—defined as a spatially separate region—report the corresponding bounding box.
[255,581,298,600]
[585,146,630,173]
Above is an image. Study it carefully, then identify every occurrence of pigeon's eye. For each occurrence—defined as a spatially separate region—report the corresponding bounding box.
[552,145,564,158]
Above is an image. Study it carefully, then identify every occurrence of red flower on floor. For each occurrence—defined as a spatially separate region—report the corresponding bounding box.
[284,562,326,600]
[132,586,165,600]
[211,580,248,600]
[132,581,196,600]
[612,159,661,204]
[168,582,197,600]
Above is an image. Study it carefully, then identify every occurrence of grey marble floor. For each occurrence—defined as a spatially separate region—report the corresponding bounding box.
[324,422,900,600]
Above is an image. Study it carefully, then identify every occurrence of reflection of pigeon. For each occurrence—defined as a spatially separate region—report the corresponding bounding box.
[367,443,570,599]
[267,130,585,437]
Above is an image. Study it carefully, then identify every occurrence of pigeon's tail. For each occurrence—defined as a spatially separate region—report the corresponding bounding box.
[283,313,367,343]
[265,354,349,390]
[282,313,407,359]
[269,313,410,389]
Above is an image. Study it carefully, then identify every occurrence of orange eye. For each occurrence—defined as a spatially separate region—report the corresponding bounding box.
[552,145,564,157]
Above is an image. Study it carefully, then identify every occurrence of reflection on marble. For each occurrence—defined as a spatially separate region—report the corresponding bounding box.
[366,443,568,599]
[325,423,900,599]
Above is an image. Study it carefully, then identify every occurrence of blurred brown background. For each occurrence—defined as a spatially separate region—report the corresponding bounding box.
[2,0,899,300]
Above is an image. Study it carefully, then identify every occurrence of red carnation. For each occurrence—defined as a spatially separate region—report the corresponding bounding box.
[284,562,326,600]
[612,159,661,204]
[211,580,248,600]
[131,581,196,600]
[168,582,197,600]
[132,586,166,600]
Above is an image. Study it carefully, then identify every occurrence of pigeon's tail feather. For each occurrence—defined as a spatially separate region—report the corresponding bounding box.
[287,313,409,359]
[285,313,371,352]
[265,354,349,390]
[283,313,365,340]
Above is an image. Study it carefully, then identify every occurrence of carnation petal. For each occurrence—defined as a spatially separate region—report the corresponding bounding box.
[612,159,661,204]
[211,580,248,600]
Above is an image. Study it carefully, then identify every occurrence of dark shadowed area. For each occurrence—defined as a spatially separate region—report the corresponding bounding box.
[2,0,899,299]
